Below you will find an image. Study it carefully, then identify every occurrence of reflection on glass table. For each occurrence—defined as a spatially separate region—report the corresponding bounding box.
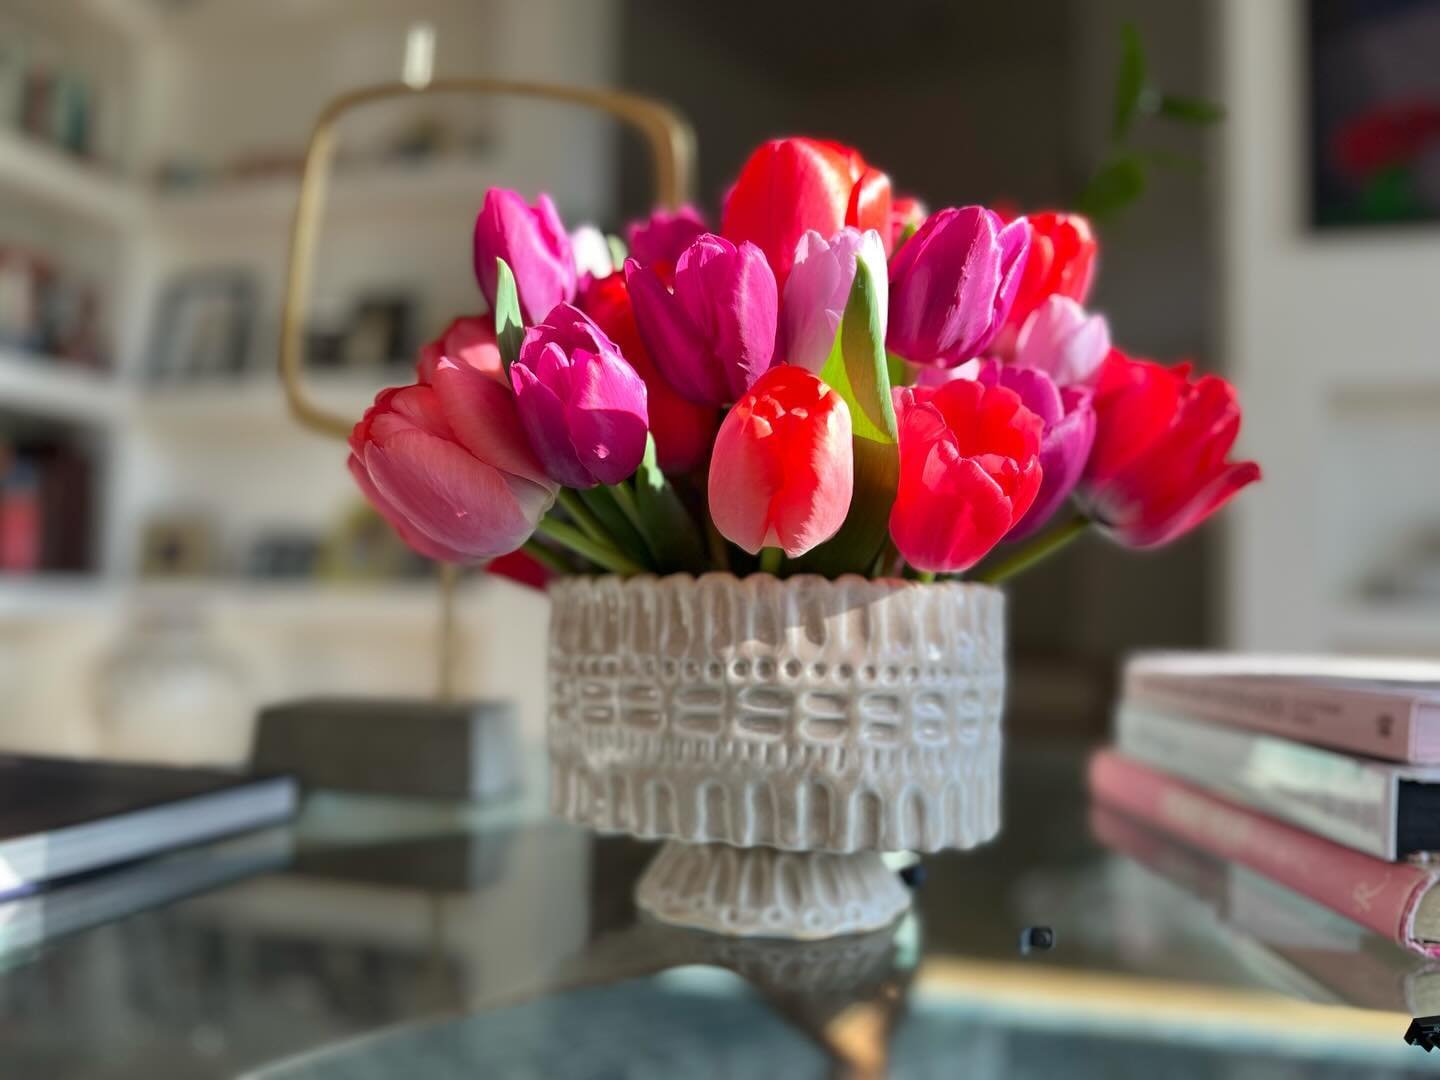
[0,746,1437,1078]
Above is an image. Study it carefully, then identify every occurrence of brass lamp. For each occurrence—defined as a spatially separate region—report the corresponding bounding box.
[251,78,695,797]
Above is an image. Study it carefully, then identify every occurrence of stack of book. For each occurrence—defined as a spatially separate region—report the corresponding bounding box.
[1090,652,1440,959]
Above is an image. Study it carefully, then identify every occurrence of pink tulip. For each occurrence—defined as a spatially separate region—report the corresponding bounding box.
[708,365,853,557]
[624,234,778,407]
[348,368,556,563]
[963,359,1096,542]
[472,189,576,323]
[887,206,1030,368]
[780,227,888,374]
[509,304,649,488]
[1012,295,1110,387]
[889,379,1043,572]
[625,205,708,276]
[417,315,502,385]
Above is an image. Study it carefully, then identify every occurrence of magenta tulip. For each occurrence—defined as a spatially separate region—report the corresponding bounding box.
[626,205,708,275]
[349,368,557,563]
[1012,295,1111,387]
[624,234,778,407]
[780,227,888,374]
[962,359,1096,542]
[886,206,1030,368]
[509,304,649,488]
[473,189,576,324]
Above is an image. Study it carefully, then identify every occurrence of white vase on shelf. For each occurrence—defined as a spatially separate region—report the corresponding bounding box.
[546,572,1006,940]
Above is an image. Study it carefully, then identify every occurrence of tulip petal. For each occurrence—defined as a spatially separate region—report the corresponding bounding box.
[432,359,554,489]
[565,350,649,485]
[509,360,593,488]
[364,430,541,560]
[347,453,471,563]
[624,258,724,405]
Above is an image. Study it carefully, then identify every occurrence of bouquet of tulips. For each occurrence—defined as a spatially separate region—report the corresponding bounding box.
[348,137,1260,586]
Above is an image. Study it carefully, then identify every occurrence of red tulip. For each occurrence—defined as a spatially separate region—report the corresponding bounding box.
[708,365,853,557]
[721,137,892,287]
[577,272,719,474]
[417,315,502,384]
[486,548,551,590]
[1079,348,1260,548]
[889,380,1044,573]
[348,368,556,563]
[1000,212,1098,344]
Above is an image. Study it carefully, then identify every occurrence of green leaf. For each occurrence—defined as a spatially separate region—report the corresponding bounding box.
[633,436,707,573]
[606,234,628,272]
[1158,93,1225,126]
[1077,154,1147,220]
[1113,22,1147,142]
[818,257,896,444]
[886,350,911,390]
[578,486,654,571]
[1143,147,1204,175]
[494,257,524,371]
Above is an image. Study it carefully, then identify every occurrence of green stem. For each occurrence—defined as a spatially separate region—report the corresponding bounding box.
[557,489,613,548]
[520,539,571,575]
[916,570,936,584]
[534,517,645,576]
[579,485,653,568]
[607,481,658,561]
[758,547,784,576]
[704,516,730,574]
[975,513,1090,585]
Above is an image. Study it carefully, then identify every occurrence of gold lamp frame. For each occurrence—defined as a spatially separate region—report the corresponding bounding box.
[278,78,695,698]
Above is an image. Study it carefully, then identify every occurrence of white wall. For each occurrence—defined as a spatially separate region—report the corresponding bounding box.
[1221,0,1440,653]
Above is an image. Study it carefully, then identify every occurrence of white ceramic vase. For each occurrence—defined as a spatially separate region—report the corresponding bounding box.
[546,573,1006,940]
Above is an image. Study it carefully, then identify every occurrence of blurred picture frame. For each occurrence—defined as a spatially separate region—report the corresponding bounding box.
[147,269,258,380]
[340,294,416,371]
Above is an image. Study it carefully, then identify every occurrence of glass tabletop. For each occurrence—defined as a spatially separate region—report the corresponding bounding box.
[1,743,1437,1079]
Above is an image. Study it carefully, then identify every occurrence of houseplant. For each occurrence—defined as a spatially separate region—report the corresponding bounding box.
[346,135,1260,939]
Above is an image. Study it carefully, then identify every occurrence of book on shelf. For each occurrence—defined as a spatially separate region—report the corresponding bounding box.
[1090,803,1440,1015]
[1123,651,1440,764]
[1115,701,1440,860]
[1087,749,1440,956]
[0,755,298,895]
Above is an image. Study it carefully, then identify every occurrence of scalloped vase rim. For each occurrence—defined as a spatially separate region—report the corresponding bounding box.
[547,571,1004,595]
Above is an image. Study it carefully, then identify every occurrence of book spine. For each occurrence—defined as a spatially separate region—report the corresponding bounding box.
[1123,669,1420,762]
[1115,703,1398,859]
[1088,750,1440,955]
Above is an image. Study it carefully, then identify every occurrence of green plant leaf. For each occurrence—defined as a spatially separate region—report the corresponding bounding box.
[818,258,897,444]
[1158,93,1225,126]
[606,234,628,272]
[886,350,911,390]
[633,437,707,573]
[578,485,654,570]
[1113,22,1147,142]
[494,257,524,371]
[1078,153,1147,220]
[1143,147,1205,175]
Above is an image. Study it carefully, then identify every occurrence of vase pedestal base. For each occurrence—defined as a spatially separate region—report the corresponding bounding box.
[634,840,911,940]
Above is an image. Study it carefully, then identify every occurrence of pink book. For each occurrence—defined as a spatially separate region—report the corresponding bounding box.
[1123,651,1440,764]
[1088,749,1440,956]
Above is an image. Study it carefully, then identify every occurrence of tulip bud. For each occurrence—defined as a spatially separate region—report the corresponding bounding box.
[780,227,888,374]
[1001,211,1098,341]
[417,315,502,385]
[1078,349,1260,548]
[1012,296,1111,388]
[889,379,1044,572]
[624,234,778,407]
[889,195,928,249]
[887,206,1030,368]
[577,273,719,475]
[473,189,576,324]
[722,137,892,287]
[349,373,557,563]
[509,304,649,488]
[625,205,708,277]
[962,359,1096,543]
[708,365,853,558]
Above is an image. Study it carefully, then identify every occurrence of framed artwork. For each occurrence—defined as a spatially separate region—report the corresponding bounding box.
[1309,0,1440,228]
[147,269,258,379]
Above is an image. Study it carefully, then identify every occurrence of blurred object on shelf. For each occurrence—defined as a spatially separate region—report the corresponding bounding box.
[0,245,109,369]
[139,510,217,578]
[92,603,254,767]
[0,431,94,575]
[0,26,100,164]
[340,293,416,371]
[315,502,430,582]
[245,528,322,580]
[145,268,258,380]
[1362,522,1440,603]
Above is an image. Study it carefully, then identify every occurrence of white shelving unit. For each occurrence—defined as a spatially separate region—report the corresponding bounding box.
[0,129,141,229]
[0,348,126,426]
